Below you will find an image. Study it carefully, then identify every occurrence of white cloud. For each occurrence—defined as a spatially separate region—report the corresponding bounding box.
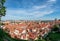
[2,8,54,20]
[49,0,56,2]
[33,10,54,17]
[32,5,47,10]
[2,0,56,20]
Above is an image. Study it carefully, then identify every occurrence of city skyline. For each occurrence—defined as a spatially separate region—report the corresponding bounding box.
[1,0,60,20]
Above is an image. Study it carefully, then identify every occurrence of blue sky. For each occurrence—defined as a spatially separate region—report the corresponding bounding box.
[1,0,60,20]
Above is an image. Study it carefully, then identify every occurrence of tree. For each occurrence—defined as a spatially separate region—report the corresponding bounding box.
[0,0,6,21]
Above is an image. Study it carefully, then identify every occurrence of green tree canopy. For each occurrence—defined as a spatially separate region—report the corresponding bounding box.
[0,0,6,21]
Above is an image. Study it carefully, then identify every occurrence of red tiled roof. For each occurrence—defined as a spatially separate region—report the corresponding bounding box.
[3,21,59,40]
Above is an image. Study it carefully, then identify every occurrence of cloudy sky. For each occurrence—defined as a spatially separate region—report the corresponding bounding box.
[1,0,60,20]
